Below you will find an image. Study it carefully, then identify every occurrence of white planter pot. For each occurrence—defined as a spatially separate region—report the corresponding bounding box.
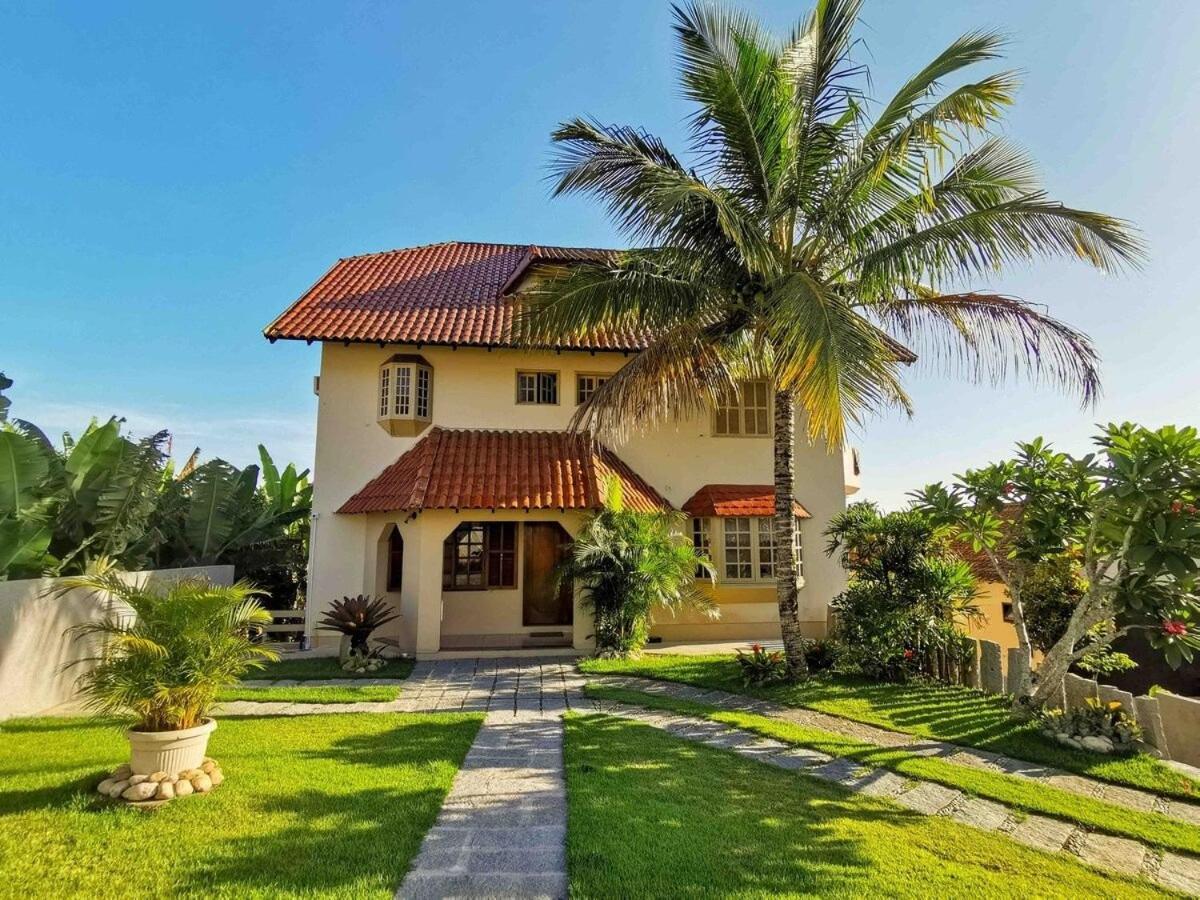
[126,718,217,775]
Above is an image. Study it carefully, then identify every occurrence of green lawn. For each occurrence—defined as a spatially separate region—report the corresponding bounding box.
[215,684,400,704]
[248,656,415,681]
[587,684,1200,858]
[0,712,480,899]
[565,713,1166,898]
[580,654,1200,800]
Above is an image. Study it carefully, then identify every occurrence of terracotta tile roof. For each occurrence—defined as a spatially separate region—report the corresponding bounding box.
[951,503,1022,580]
[682,484,811,519]
[264,240,640,351]
[337,427,669,515]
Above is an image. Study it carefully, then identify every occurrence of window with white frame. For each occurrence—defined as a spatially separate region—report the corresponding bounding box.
[713,380,770,436]
[699,515,803,583]
[517,371,558,404]
[378,355,433,436]
[576,373,609,405]
[692,516,710,577]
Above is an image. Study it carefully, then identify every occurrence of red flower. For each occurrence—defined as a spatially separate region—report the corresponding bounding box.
[1162,620,1188,637]
[1171,500,1184,514]
[903,649,915,660]
[751,643,762,653]
[1003,482,1016,495]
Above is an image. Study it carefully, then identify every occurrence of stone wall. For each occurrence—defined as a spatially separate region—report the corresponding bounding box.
[0,566,234,719]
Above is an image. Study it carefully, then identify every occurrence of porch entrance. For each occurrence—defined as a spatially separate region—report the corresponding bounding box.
[522,522,573,627]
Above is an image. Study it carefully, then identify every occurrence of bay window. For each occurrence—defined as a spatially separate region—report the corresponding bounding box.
[691,516,803,583]
[378,354,433,436]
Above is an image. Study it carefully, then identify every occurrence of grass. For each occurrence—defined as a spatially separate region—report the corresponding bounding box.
[248,656,415,681]
[586,684,1200,858]
[580,653,1200,801]
[215,685,400,704]
[0,712,481,899]
[564,713,1167,898]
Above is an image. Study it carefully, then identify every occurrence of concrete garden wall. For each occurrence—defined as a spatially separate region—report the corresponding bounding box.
[0,566,233,720]
[964,638,1200,768]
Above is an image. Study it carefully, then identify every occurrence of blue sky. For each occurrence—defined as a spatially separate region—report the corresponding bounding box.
[3,1,1198,509]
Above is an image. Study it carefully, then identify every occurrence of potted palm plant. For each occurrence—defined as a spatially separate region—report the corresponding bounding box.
[55,561,277,782]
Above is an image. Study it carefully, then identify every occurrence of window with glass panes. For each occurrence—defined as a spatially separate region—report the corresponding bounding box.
[517,371,558,404]
[691,517,710,577]
[713,380,770,436]
[722,517,754,579]
[576,374,608,405]
[442,522,517,590]
[719,516,803,582]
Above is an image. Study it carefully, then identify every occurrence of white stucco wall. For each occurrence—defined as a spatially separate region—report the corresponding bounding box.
[306,342,850,652]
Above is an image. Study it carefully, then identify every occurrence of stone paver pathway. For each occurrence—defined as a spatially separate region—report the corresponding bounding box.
[213,658,587,718]
[397,711,568,899]
[591,674,1200,829]
[592,696,1200,895]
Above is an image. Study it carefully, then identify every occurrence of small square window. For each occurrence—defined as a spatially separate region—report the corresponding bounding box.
[517,371,558,405]
[576,374,609,405]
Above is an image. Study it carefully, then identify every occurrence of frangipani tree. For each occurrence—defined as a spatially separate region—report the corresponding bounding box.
[915,424,1200,708]
[516,0,1143,679]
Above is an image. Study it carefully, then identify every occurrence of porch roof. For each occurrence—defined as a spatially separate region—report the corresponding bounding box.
[337,427,670,515]
[681,484,811,519]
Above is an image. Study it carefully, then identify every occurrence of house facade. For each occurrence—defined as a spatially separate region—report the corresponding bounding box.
[266,241,860,658]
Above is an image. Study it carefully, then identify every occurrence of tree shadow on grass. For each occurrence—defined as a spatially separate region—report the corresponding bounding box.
[565,714,923,898]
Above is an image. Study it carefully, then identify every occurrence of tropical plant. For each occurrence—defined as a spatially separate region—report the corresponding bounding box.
[318,594,400,656]
[560,476,716,656]
[735,642,788,686]
[53,560,277,731]
[915,423,1200,708]
[0,376,311,601]
[825,502,978,681]
[515,0,1143,679]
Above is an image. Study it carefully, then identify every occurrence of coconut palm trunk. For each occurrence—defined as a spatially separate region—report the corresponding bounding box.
[773,387,808,679]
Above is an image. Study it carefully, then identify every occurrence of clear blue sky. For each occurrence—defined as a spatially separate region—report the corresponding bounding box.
[4,1,1198,509]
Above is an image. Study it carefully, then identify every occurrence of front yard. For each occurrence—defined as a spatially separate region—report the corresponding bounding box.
[580,654,1200,800]
[0,713,480,899]
[565,713,1166,898]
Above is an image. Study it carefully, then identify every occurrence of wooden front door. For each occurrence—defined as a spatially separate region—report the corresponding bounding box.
[522,522,573,626]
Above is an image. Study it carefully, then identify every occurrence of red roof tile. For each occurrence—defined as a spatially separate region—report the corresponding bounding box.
[264,241,640,350]
[682,484,811,519]
[337,427,669,515]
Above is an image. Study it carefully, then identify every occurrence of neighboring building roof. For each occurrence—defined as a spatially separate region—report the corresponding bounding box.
[682,484,811,519]
[337,427,669,515]
[950,503,1022,581]
[264,239,916,361]
[264,240,641,351]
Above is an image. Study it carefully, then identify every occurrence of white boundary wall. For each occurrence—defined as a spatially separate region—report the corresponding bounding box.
[0,566,234,720]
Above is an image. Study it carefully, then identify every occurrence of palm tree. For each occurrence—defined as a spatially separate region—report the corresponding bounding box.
[516,0,1143,679]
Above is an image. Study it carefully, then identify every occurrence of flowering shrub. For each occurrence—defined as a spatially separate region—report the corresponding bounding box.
[735,644,788,686]
[804,639,838,673]
[1038,698,1142,755]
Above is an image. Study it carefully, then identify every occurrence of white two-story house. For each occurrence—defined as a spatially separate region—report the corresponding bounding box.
[266,241,860,658]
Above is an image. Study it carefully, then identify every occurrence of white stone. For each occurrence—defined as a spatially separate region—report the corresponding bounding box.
[107,779,130,798]
[208,768,224,787]
[174,779,194,797]
[128,774,150,785]
[155,781,175,801]
[121,781,158,802]
[112,765,132,781]
[191,773,213,793]
[96,778,115,795]
[149,771,168,782]
[200,761,216,775]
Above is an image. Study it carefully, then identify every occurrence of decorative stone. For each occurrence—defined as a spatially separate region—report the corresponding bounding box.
[107,779,130,798]
[121,781,159,802]
[208,768,224,787]
[201,761,216,775]
[190,773,213,793]
[1080,735,1114,754]
[112,764,132,781]
[97,778,115,795]
[128,774,150,785]
[175,779,194,797]
[979,641,1003,694]
[154,781,176,800]
[149,771,168,782]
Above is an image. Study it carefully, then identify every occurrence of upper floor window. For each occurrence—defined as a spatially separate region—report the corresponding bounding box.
[442,522,517,590]
[576,374,609,405]
[378,354,433,436]
[713,380,770,436]
[517,371,558,405]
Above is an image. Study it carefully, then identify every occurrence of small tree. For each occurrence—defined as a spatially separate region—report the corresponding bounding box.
[915,424,1200,708]
[561,477,716,656]
[825,502,978,681]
